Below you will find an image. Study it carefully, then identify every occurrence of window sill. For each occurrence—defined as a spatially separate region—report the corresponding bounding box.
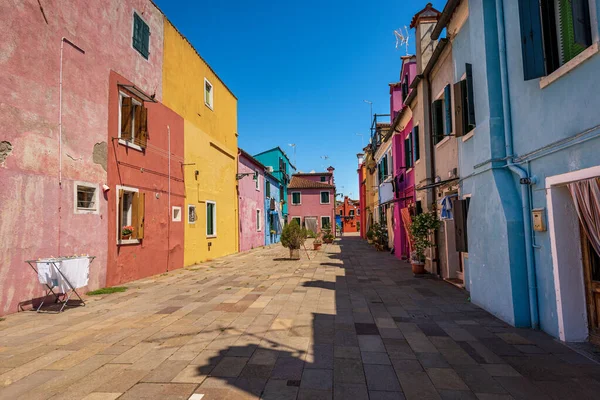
[462,130,475,142]
[435,136,451,149]
[75,209,99,215]
[406,167,413,173]
[540,42,599,89]
[207,235,217,239]
[117,239,140,246]
[118,139,143,152]
[205,102,214,111]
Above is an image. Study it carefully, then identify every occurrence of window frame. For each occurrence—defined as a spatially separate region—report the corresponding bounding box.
[256,209,261,232]
[255,171,260,191]
[320,176,327,182]
[118,91,144,151]
[188,204,197,224]
[321,216,331,230]
[291,191,301,205]
[116,185,140,245]
[172,206,182,222]
[291,217,302,226]
[74,181,99,214]
[204,78,214,110]
[206,201,217,238]
[349,210,355,217]
[266,181,271,198]
[320,191,331,205]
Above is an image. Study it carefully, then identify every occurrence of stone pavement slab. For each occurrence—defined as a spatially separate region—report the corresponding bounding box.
[0,236,599,399]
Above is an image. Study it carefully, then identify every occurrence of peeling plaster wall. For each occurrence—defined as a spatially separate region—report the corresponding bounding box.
[0,0,164,315]
[238,154,266,252]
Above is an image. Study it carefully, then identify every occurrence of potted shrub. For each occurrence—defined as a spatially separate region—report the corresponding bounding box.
[371,223,388,251]
[323,232,334,244]
[121,225,134,240]
[366,229,374,244]
[313,237,322,250]
[409,212,440,275]
[281,220,307,259]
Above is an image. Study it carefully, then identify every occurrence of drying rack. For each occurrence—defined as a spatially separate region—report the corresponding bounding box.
[25,256,95,313]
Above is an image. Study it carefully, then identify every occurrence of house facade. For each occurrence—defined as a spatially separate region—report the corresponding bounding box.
[264,173,283,246]
[357,153,367,238]
[237,149,266,252]
[163,20,239,266]
[0,0,166,314]
[336,196,360,233]
[288,168,336,235]
[254,147,296,223]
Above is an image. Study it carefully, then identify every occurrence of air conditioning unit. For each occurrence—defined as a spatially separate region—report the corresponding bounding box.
[267,166,274,173]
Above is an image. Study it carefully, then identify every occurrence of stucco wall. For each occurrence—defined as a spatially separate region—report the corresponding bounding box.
[254,149,295,218]
[288,188,335,232]
[238,154,265,252]
[0,0,163,315]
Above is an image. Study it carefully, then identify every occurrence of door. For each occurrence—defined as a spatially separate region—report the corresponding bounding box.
[581,224,600,345]
[305,217,318,234]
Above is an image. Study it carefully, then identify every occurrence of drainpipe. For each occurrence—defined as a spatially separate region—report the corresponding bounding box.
[495,0,539,329]
[167,125,171,272]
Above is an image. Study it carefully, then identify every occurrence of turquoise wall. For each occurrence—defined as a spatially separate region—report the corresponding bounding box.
[254,147,296,219]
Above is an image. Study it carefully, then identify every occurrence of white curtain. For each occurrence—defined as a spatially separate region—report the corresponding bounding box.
[569,178,600,257]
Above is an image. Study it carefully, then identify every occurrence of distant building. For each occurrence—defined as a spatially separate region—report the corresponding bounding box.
[288,168,336,235]
[237,149,267,252]
[254,147,296,223]
[336,197,360,233]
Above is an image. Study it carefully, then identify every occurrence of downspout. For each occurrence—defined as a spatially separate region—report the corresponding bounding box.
[426,68,440,275]
[167,125,171,272]
[495,0,539,329]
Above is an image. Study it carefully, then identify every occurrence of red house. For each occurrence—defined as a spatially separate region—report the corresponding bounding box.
[336,196,360,233]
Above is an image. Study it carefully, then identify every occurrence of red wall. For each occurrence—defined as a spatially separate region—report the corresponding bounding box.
[336,197,360,233]
[106,72,184,286]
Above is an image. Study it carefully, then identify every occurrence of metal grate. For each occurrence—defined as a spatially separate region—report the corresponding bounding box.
[77,186,96,210]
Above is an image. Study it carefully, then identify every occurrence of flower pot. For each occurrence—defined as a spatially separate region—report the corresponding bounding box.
[122,234,131,240]
[323,238,333,244]
[289,249,300,260]
[411,262,426,275]
[313,243,322,250]
[367,239,373,244]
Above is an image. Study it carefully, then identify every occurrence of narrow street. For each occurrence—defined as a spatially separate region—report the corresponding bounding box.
[1,237,600,400]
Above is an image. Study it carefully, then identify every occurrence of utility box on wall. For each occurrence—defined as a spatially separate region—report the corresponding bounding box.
[532,208,546,232]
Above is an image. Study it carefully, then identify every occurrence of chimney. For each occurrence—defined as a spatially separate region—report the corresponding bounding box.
[410,3,441,74]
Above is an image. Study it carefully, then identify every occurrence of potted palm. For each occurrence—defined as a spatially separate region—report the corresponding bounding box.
[409,212,440,275]
[281,220,307,259]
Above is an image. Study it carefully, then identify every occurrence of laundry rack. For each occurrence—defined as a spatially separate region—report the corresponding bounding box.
[25,256,95,313]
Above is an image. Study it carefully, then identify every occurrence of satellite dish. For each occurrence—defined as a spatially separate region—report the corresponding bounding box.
[394,26,410,55]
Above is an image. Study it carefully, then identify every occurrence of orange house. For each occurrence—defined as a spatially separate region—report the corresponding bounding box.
[336,196,360,233]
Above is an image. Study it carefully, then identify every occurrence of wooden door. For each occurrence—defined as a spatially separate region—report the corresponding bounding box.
[581,224,600,345]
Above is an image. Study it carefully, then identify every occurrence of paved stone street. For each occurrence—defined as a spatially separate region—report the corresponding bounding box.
[2,236,600,399]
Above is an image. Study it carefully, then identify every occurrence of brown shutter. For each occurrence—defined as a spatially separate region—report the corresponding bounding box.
[137,105,148,148]
[131,192,139,239]
[134,104,142,145]
[453,82,464,137]
[453,199,469,252]
[118,189,124,240]
[121,97,133,141]
[137,192,145,239]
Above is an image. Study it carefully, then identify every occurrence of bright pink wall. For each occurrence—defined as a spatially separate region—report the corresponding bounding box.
[238,154,266,251]
[288,188,335,232]
[0,0,164,315]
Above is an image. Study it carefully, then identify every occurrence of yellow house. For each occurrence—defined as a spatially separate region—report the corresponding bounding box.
[162,20,238,266]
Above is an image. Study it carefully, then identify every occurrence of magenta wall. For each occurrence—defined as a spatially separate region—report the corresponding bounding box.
[238,154,266,251]
[0,0,164,315]
[288,188,335,232]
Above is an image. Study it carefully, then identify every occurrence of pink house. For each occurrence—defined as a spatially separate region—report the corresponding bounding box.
[238,149,266,252]
[288,167,336,235]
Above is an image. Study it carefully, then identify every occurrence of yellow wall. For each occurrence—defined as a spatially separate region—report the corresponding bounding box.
[163,20,239,266]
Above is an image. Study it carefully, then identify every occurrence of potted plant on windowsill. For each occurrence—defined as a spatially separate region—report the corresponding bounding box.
[281,220,307,260]
[121,226,134,240]
[409,212,440,275]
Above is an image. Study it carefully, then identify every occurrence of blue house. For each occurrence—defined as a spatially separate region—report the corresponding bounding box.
[254,147,296,223]
[265,173,282,245]
[432,0,600,342]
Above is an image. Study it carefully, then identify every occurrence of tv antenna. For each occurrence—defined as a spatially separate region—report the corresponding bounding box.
[394,26,410,55]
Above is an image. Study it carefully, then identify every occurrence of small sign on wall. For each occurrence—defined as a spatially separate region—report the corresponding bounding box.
[532,208,546,232]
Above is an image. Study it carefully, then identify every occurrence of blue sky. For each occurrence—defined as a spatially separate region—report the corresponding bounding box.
[154,0,446,198]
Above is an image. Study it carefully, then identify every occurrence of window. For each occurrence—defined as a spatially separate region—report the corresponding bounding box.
[188,204,197,224]
[444,84,452,136]
[320,191,330,204]
[74,182,98,214]
[255,171,260,191]
[206,201,216,237]
[453,65,476,137]
[357,209,361,215]
[132,13,150,59]
[172,206,182,222]
[432,99,444,145]
[117,186,144,243]
[280,186,285,201]
[292,192,301,205]
[339,210,343,216]
[266,181,271,197]
[320,176,326,182]
[404,135,413,169]
[321,216,331,230]
[416,201,423,216]
[349,210,355,217]
[119,93,148,149]
[518,0,593,80]
[291,217,301,226]
[204,78,214,110]
[269,214,276,232]
[454,198,470,252]
[413,126,420,162]
[256,209,261,231]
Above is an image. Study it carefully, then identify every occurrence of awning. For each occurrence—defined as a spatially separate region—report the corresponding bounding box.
[118,84,157,103]
[416,178,459,191]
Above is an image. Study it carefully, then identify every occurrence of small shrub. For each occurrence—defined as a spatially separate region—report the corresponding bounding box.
[366,229,374,240]
[306,230,316,238]
[281,220,307,250]
[409,212,440,263]
[86,287,127,296]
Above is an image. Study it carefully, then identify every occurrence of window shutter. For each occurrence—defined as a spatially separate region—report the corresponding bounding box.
[444,84,452,136]
[432,100,444,144]
[121,97,133,141]
[453,199,469,252]
[413,126,420,162]
[465,64,476,129]
[517,0,546,80]
[138,105,148,147]
[453,82,465,137]
[137,192,145,239]
[571,0,592,47]
[142,21,150,58]
[118,189,124,239]
[404,138,410,168]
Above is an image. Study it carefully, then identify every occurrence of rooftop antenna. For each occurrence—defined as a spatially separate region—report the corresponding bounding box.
[288,143,296,168]
[394,26,410,55]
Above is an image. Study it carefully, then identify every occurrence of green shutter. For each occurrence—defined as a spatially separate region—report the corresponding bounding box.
[413,126,420,162]
[133,13,149,59]
[266,182,270,197]
[432,100,444,144]
[444,85,452,136]
[206,203,214,236]
[404,138,409,169]
[465,64,476,130]
[559,0,588,63]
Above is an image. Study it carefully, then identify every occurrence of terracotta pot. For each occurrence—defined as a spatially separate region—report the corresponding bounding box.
[367,239,373,244]
[289,249,300,260]
[122,234,131,240]
[313,243,322,250]
[411,263,426,275]
[323,238,333,244]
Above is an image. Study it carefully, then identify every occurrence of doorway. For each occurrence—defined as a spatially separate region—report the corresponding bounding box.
[581,224,600,345]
